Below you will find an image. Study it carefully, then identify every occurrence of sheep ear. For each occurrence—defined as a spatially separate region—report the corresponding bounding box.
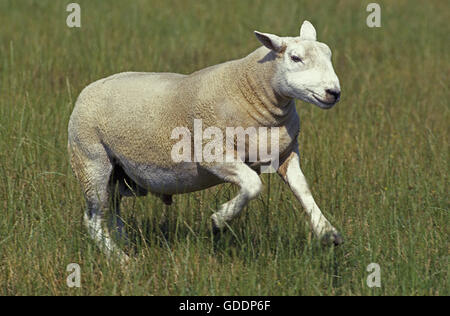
[299,20,317,41]
[254,31,285,52]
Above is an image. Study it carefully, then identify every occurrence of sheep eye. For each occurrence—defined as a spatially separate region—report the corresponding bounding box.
[291,55,303,63]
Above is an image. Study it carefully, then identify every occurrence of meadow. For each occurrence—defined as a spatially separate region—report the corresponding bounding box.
[0,0,448,295]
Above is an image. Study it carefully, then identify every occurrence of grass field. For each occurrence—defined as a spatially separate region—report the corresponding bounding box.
[0,0,448,295]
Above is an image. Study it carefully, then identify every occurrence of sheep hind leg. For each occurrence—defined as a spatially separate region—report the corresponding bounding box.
[70,144,130,263]
[84,204,129,264]
[109,165,150,244]
[106,183,128,249]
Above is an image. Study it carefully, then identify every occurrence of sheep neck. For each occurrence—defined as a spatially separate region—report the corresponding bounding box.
[235,49,293,127]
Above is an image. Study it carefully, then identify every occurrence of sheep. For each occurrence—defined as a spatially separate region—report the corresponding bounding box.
[68,20,343,262]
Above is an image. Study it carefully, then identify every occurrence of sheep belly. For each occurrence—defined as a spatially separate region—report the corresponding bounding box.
[117,157,223,195]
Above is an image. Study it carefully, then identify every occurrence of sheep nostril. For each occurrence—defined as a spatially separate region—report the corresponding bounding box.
[326,89,341,101]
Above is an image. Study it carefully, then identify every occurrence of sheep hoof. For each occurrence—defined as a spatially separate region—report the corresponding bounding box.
[321,231,344,246]
[210,214,225,236]
[211,219,222,236]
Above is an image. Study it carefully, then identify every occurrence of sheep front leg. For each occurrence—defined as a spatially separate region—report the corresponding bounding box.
[278,148,343,246]
[208,163,263,232]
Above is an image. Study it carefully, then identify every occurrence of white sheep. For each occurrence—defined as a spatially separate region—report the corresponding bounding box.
[68,21,342,262]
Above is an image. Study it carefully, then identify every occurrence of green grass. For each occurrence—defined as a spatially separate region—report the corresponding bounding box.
[0,0,448,295]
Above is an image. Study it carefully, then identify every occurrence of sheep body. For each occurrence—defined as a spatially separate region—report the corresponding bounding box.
[68,21,343,262]
[69,47,299,195]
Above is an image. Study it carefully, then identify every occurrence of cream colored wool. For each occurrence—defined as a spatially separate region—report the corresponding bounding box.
[68,21,343,261]
[69,47,299,194]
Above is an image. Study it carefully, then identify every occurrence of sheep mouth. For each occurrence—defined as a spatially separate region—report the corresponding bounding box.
[313,95,336,108]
